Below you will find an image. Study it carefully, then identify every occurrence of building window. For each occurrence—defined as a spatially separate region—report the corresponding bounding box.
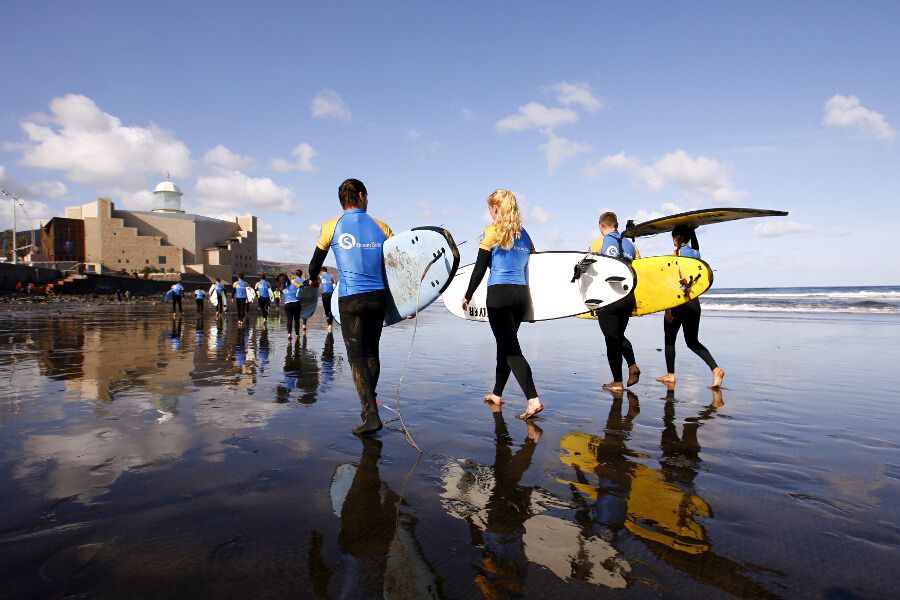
[125,259,129,264]
[159,256,166,265]
[146,259,149,264]
[117,259,121,263]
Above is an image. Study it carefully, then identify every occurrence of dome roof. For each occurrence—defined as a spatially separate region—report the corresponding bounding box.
[154,180,182,195]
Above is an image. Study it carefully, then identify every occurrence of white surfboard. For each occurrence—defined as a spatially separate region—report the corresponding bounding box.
[208,284,228,309]
[441,252,635,322]
[331,226,460,326]
[246,286,256,303]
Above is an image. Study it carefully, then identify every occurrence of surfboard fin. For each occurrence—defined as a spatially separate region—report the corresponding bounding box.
[571,257,597,283]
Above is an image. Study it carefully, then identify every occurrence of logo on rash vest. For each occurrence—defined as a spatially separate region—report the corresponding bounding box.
[338,233,356,250]
[605,246,619,257]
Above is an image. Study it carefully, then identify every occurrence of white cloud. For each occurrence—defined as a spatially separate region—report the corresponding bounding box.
[584,149,744,203]
[203,145,255,170]
[17,94,192,190]
[753,220,814,237]
[269,143,317,173]
[545,81,603,113]
[526,205,555,225]
[308,223,321,233]
[496,102,579,133]
[29,181,69,199]
[194,167,298,214]
[425,140,442,154]
[461,108,480,122]
[405,129,422,140]
[418,198,433,219]
[538,134,592,173]
[310,89,352,121]
[823,94,894,141]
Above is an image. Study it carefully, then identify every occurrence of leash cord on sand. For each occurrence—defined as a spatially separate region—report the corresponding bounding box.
[383,247,448,453]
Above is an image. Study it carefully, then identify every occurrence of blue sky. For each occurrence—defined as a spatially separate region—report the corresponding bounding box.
[1,1,898,286]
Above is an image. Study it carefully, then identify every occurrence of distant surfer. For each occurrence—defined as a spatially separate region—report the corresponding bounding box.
[591,212,641,391]
[462,189,543,420]
[319,266,336,333]
[170,281,184,317]
[212,278,225,318]
[282,269,305,340]
[194,287,205,313]
[655,226,725,389]
[233,273,249,327]
[256,273,272,324]
[307,178,393,435]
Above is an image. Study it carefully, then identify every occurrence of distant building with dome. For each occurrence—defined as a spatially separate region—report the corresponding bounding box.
[60,178,257,280]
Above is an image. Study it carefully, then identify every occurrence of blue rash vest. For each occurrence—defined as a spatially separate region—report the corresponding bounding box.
[316,208,393,297]
[172,283,183,297]
[591,231,637,262]
[215,282,225,293]
[319,272,335,293]
[233,279,248,299]
[479,225,532,286]
[256,279,271,299]
[195,289,205,299]
[283,277,304,304]
[678,246,701,259]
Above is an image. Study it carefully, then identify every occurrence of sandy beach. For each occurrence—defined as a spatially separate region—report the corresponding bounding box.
[1,299,898,598]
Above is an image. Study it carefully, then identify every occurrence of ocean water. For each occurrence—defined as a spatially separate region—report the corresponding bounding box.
[702,285,900,314]
[0,289,898,598]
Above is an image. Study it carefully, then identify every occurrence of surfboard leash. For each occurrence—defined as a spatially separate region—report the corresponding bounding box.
[388,247,450,453]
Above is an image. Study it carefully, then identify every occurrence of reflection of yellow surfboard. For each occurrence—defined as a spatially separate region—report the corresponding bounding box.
[622,207,788,238]
[577,256,713,318]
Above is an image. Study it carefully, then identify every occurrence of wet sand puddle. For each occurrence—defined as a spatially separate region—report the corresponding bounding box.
[1,304,898,598]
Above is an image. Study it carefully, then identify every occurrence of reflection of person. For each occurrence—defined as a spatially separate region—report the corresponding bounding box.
[282,269,305,340]
[474,407,543,596]
[591,212,641,391]
[170,281,184,317]
[320,331,337,392]
[277,337,319,403]
[462,189,543,420]
[307,178,393,435]
[319,267,336,333]
[656,225,725,389]
[233,273,249,327]
[256,273,272,323]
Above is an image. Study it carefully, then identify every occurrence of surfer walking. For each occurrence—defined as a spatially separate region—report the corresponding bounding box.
[170,282,184,317]
[283,269,305,340]
[212,277,225,318]
[462,189,543,420]
[319,267,336,334]
[307,178,393,435]
[233,273,249,327]
[592,212,641,391]
[256,273,272,324]
[656,226,725,388]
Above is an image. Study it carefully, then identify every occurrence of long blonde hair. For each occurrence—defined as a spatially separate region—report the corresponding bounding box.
[487,189,522,250]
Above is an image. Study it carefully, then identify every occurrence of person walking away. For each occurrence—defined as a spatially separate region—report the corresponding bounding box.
[233,273,249,327]
[282,269,305,340]
[170,281,184,317]
[591,212,641,391]
[462,189,543,420]
[319,267,336,333]
[212,278,226,318]
[656,225,725,389]
[195,287,206,313]
[256,273,272,324]
[306,178,393,435]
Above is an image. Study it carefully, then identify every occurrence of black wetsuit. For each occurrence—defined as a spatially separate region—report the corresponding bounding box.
[664,299,718,373]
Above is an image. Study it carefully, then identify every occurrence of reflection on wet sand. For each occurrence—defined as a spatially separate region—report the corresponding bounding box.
[558,388,778,597]
[442,407,630,593]
[311,437,443,598]
[277,337,321,403]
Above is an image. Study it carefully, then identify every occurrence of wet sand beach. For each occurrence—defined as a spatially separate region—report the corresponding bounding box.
[1,301,898,598]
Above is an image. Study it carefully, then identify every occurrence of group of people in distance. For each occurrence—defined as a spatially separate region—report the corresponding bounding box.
[166,177,725,436]
[167,267,337,333]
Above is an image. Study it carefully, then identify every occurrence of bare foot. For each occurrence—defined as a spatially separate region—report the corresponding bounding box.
[710,367,725,389]
[656,373,676,384]
[326,325,332,333]
[627,365,641,387]
[517,397,543,420]
[483,393,503,405]
[525,421,543,443]
[602,381,624,391]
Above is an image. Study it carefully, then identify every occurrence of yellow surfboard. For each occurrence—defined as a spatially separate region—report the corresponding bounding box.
[578,256,713,317]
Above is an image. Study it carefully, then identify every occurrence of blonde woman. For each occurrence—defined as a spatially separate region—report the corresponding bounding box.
[462,190,543,419]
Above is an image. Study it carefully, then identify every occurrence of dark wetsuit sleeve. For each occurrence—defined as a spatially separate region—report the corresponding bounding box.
[307,246,328,282]
[465,248,492,301]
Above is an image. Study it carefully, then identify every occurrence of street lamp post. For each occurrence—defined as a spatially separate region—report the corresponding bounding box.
[1,188,23,264]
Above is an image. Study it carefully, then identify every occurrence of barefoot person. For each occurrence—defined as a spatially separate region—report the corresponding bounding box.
[307,178,393,435]
[591,212,641,391]
[255,273,272,323]
[319,267,336,333]
[233,273,249,327]
[655,225,725,389]
[170,281,184,317]
[282,269,304,340]
[194,287,206,313]
[462,189,543,420]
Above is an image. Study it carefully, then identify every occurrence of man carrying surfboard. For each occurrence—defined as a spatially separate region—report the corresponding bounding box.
[656,226,725,389]
[462,189,543,420]
[170,281,184,318]
[212,277,225,318]
[307,178,393,435]
[233,273,249,327]
[591,212,641,391]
